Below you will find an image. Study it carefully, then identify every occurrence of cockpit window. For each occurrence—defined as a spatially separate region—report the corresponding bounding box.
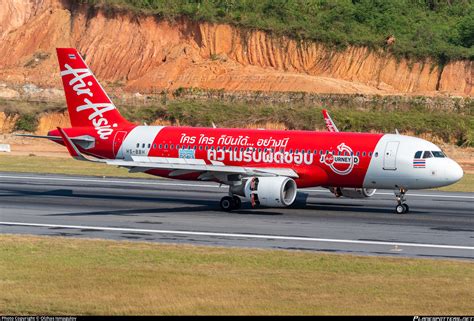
[422,151,433,158]
[432,151,446,158]
[414,151,422,159]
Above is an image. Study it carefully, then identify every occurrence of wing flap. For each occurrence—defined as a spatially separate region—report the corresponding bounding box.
[108,158,298,178]
[131,155,207,165]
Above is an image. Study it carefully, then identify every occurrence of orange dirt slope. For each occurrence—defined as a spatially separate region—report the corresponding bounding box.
[0,0,472,97]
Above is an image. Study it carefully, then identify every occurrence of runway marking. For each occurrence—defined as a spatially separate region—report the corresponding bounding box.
[1,174,473,199]
[305,190,474,199]
[0,174,217,189]
[1,221,473,251]
[367,192,473,199]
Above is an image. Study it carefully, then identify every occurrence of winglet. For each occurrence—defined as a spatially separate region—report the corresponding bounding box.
[57,127,88,161]
[322,109,339,132]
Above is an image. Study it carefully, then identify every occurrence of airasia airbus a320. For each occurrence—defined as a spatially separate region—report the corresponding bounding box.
[22,48,464,214]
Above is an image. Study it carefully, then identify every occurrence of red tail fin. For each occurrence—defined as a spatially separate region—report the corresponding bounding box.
[56,48,131,139]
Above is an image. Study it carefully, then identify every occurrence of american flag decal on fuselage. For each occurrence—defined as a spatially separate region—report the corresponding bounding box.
[413,159,426,168]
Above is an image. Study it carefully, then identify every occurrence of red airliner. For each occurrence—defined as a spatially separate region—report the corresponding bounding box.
[22,48,464,214]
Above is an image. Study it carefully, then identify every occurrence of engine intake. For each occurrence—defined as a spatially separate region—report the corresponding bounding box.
[232,177,297,207]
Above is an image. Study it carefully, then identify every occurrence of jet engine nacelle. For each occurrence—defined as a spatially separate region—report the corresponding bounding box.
[231,177,298,207]
[338,188,377,198]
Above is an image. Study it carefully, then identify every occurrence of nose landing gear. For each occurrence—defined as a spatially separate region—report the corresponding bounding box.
[394,188,409,214]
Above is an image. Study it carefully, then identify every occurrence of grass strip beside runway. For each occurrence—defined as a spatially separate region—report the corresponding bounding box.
[1,235,472,315]
[0,155,150,179]
[433,173,473,192]
[0,154,473,192]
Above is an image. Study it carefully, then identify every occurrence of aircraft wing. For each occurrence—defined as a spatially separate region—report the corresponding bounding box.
[107,157,298,178]
[56,127,298,180]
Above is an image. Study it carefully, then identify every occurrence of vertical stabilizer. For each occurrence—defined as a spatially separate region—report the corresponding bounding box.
[56,48,131,139]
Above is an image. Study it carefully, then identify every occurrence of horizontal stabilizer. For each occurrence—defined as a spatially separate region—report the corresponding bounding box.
[15,133,95,143]
[56,127,103,163]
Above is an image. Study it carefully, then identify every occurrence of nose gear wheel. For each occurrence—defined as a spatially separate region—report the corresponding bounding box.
[394,188,409,214]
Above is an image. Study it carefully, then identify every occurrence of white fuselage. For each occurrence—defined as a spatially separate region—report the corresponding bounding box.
[364,134,463,190]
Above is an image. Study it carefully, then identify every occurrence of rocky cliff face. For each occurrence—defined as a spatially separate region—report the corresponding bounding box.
[0,0,472,96]
[0,112,18,133]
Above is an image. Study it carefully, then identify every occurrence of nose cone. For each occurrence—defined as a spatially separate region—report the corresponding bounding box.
[445,159,464,184]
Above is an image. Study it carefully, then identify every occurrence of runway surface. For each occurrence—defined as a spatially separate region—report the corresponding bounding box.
[0,172,473,260]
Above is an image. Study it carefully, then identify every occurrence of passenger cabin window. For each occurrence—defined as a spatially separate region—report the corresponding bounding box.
[142,143,145,148]
[423,151,433,158]
[432,151,446,158]
[136,143,139,148]
[414,151,422,159]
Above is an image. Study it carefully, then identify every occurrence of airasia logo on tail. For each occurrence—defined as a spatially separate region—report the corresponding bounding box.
[320,143,359,175]
[61,64,117,140]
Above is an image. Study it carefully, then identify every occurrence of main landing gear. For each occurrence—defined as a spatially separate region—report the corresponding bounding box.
[394,188,409,214]
[220,195,242,211]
